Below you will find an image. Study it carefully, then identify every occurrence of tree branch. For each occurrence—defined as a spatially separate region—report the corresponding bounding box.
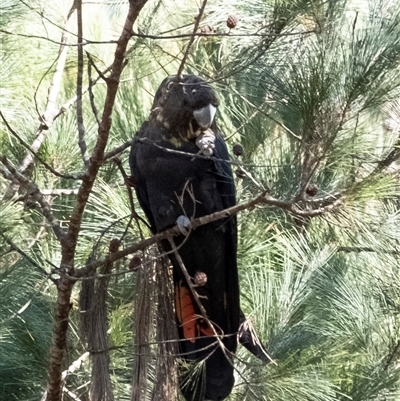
[45,2,149,400]
[0,27,315,46]
[40,352,90,401]
[3,2,78,201]
[0,111,83,182]
[176,0,208,77]
[86,53,101,125]
[73,189,342,278]
[0,155,65,241]
[40,189,79,196]
[37,3,78,131]
[1,235,58,285]
[337,246,399,255]
[63,0,148,261]
[103,139,133,162]
[76,0,89,166]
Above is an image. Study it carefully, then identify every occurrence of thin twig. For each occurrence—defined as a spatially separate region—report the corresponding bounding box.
[40,352,90,401]
[0,155,65,241]
[0,28,315,46]
[337,246,399,255]
[113,157,148,239]
[103,140,133,162]
[383,340,400,371]
[86,53,102,125]
[86,52,109,83]
[0,111,83,181]
[76,0,89,167]
[2,235,58,284]
[3,2,78,201]
[40,189,80,196]
[131,29,316,41]
[176,0,208,77]
[37,2,78,131]
[230,87,302,141]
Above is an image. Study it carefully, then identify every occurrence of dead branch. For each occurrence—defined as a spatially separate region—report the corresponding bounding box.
[38,3,78,131]
[86,53,102,125]
[3,2,78,201]
[0,111,83,182]
[177,0,208,77]
[41,189,80,196]
[0,155,65,241]
[76,0,90,167]
[40,352,90,401]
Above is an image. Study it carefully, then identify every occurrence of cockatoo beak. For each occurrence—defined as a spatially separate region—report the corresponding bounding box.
[193,104,217,130]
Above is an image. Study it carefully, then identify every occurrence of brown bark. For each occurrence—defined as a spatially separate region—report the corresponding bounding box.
[45,276,74,401]
[44,1,149,400]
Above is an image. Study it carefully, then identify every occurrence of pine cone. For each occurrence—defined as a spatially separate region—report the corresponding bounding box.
[226,15,238,29]
[305,184,318,197]
[233,144,244,156]
[129,256,141,270]
[109,238,121,253]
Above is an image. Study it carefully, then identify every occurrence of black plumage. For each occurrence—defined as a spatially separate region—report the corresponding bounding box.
[129,75,265,401]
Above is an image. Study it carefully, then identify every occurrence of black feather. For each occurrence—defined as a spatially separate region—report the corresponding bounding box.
[130,75,266,401]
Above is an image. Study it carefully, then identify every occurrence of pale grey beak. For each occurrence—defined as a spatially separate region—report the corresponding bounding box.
[193,104,217,130]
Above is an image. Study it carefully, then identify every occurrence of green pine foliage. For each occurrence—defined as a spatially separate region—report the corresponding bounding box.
[0,0,399,400]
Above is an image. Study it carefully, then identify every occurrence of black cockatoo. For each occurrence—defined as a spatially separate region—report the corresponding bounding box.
[129,75,267,401]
